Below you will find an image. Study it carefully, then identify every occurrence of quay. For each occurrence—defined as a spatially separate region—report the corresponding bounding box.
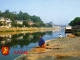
[14,36,80,60]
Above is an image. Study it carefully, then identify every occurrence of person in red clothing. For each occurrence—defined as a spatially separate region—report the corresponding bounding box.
[38,36,46,48]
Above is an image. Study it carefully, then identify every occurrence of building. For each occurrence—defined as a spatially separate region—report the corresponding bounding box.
[0,17,12,28]
[65,26,72,33]
[27,19,34,26]
[16,20,23,25]
[16,19,34,26]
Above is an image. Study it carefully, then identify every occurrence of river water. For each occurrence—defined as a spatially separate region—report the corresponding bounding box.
[0,29,65,60]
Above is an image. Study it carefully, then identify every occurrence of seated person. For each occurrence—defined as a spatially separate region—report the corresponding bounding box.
[59,34,63,38]
[38,36,59,49]
[38,36,46,48]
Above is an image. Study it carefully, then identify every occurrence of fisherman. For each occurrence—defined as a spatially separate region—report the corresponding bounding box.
[38,36,60,49]
[38,36,46,48]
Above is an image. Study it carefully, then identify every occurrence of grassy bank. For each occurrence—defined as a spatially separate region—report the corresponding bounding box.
[0,27,54,32]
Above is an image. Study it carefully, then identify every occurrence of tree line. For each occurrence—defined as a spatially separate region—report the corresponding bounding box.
[68,17,80,29]
[69,17,80,36]
[0,9,52,27]
[69,17,80,26]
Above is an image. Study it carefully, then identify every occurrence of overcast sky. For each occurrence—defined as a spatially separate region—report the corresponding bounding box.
[0,0,80,25]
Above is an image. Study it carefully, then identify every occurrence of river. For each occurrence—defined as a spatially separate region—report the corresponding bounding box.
[0,29,65,60]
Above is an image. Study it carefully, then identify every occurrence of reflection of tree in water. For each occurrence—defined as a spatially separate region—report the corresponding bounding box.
[0,32,47,49]
[30,32,46,43]
[23,33,30,40]
[17,33,24,37]
[46,31,53,36]
[11,34,18,40]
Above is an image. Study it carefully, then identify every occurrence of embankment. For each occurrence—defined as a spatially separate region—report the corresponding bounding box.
[15,37,80,60]
[0,27,54,32]
[0,27,61,35]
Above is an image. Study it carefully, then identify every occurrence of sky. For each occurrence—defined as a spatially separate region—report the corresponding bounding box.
[0,0,80,25]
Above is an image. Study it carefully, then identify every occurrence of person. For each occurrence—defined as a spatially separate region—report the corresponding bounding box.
[38,36,46,48]
[38,36,59,49]
[59,34,63,38]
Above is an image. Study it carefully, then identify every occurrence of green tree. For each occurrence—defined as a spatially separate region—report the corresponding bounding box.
[30,15,42,22]
[18,10,23,20]
[2,9,10,18]
[5,9,9,13]
[31,24,37,27]
[0,10,2,16]
[0,10,47,27]
[69,20,74,26]
[23,13,30,20]
[23,21,29,27]
[69,17,80,26]
[0,22,3,26]
[17,24,23,27]
[46,23,52,27]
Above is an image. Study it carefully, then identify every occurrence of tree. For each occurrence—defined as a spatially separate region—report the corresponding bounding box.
[32,24,37,27]
[40,23,46,27]
[0,10,2,16]
[2,9,10,18]
[23,13,30,20]
[68,20,74,26]
[17,24,23,27]
[69,17,80,26]
[0,10,46,27]
[30,15,42,22]
[46,22,53,27]
[5,9,9,13]
[18,10,23,20]
[23,21,29,27]
[0,22,3,26]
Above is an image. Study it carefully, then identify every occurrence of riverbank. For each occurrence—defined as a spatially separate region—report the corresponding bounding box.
[15,37,80,60]
[0,27,61,35]
[0,27,60,32]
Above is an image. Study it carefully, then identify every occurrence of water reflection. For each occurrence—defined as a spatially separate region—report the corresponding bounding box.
[46,31,53,36]
[0,34,11,45]
[0,32,48,49]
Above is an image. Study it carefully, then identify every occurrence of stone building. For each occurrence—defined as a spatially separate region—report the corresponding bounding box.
[0,17,12,28]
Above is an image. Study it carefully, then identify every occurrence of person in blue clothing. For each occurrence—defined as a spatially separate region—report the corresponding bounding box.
[38,36,56,49]
[38,36,46,48]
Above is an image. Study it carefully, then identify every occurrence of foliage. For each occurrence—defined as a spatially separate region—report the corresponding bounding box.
[23,21,29,27]
[0,22,3,26]
[69,17,80,26]
[46,22,53,27]
[31,22,46,27]
[0,9,50,27]
[17,24,23,27]
[30,15,42,23]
